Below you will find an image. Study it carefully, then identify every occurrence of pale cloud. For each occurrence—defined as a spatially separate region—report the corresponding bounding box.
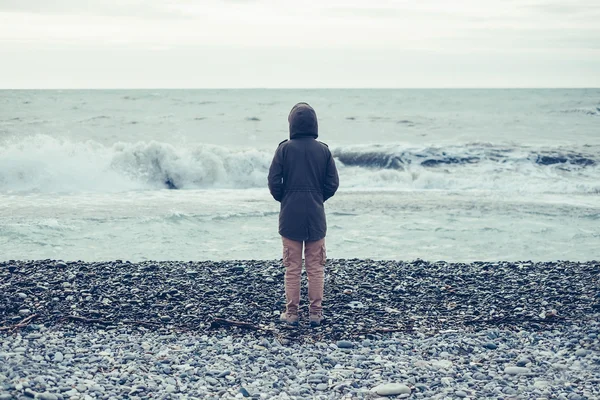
[0,0,598,87]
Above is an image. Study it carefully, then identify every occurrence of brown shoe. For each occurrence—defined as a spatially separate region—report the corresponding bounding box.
[309,313,324,327]
[280,312,299,326]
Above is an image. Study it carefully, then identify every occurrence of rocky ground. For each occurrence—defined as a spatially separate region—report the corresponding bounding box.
[1,259,599,399]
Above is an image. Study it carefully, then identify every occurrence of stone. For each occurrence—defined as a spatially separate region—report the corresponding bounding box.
[503,386,518,395]
[504,366,530,375]
[53,352,64,362]
[516,358,530,367]
[165,385,176,393]
[26,334,42,340]
[38,393,58,400]
[307,374,327,384]
[336,341,354,349]
[372,383,411,396]
[575,349,589,357]
[89,385,104,392]
[316,384,328,391]
[165,378,176,386]
[455,390,468,398]
[430,359,453,369]
[533,380,550,389]
[206,377,218,385]
[483,342,498,350]
[415,384,428,392]
[473,372,489,381]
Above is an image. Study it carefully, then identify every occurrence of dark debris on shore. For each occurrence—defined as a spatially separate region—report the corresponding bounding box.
[1,259,599,342]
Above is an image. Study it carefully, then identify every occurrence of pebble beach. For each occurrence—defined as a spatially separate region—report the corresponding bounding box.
[1,259,599,399]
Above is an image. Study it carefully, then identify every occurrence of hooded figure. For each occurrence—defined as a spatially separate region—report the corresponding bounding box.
[268,102,339,327]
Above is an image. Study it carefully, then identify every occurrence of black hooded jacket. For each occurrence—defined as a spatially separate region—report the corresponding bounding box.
[268,103,339,242]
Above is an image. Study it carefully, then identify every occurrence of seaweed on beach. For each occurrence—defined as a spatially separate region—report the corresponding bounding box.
[1,259,599,342]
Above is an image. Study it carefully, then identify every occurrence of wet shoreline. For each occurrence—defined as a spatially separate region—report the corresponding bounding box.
[2,259,599,340]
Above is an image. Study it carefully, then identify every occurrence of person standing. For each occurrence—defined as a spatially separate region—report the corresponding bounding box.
[268,102,339,327]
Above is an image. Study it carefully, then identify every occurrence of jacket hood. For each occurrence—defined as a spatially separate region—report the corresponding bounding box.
[288,102,318,139]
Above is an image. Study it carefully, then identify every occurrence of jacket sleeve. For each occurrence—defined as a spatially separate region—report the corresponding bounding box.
[323,151,339,202]
[268,148,284,202]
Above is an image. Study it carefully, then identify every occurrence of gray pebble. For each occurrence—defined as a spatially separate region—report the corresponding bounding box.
[336,340,354,349]
[516,358,530,367]
[502,386,518,395]
[504,366,530,375]
[38,393,58,400]
[575,349,589,357]
[26,334,42,340]
[372,383,411,396]
[206,377,219,385]
[165,384,176,393]
[473,372,488,380]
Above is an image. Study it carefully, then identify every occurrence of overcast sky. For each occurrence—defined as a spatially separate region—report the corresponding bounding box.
[0,0,599,88]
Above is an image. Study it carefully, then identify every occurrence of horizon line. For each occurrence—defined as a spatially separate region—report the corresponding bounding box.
[1,87,599,90]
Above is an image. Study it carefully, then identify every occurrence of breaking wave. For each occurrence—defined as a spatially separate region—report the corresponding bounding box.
[0,135,598,194]
[333,144,598,169]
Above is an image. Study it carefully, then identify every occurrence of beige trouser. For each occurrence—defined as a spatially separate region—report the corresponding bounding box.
[282,236,326,315]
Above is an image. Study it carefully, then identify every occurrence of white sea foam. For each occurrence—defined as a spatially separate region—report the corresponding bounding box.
[0,135,272,192]
[0,135,599,194]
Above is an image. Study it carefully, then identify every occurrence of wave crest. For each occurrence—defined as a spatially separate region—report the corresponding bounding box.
[0,136,598,194]
[0,135,271,192]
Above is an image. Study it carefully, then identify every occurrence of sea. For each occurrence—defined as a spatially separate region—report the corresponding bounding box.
[1,89,599,262]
